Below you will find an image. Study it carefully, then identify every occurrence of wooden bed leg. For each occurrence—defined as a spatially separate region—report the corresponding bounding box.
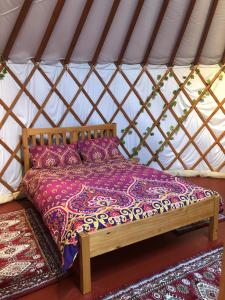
[209,197,219,241]
[79,233,91,294]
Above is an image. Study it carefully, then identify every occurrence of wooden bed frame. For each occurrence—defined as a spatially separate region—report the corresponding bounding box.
[22,123,220,294]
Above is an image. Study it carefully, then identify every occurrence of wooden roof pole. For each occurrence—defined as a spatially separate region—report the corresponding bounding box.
[117,0,145,65]
[193,0,219,65]
[142,0,170,66]
[34,0,66,62]
[168,0,196,66]
[1,0,32,61]
[91,0,121,65]
[63,0,94,65]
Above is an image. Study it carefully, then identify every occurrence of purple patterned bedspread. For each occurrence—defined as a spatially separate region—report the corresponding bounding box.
[22,159,222,270]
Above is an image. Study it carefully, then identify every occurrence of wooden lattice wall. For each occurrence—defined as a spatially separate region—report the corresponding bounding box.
[0,62,224,195]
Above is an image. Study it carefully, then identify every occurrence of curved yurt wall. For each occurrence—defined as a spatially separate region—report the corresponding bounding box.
[0,0,225,203]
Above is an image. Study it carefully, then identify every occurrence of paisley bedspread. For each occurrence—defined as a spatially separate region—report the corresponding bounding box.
[22,159,222,271]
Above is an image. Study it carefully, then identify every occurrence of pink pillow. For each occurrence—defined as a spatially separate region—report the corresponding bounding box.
[78,137,123,163]
[29,144,82,169]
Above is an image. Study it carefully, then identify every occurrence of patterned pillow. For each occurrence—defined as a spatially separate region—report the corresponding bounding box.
[78,137,123,163]
[29,144,82,169]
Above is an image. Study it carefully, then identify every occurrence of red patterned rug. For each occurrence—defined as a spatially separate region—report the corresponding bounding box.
[0,208,64,299]
[102,247,223,300]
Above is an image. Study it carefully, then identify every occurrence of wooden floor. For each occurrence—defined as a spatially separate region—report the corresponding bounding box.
[1,177,225,300]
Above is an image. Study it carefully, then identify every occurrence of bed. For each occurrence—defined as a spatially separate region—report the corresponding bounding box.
[22,123,221,294]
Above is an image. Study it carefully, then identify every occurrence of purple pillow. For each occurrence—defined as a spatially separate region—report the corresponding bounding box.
[78,137,123,163]
[29,144,82,169]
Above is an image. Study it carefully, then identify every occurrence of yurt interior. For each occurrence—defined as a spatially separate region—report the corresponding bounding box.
[0,0,225,299]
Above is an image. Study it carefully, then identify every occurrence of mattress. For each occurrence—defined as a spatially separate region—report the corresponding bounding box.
[22,159,222,270]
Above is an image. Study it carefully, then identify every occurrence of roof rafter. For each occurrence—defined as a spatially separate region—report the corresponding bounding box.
[34,0,66,62]
[91,0,121,65]
[142,0,170,66]
[193,0,219,65]
[2,0,32,61]
[63,0,94,65]
[168,0,196,66]
[117,0,145,65]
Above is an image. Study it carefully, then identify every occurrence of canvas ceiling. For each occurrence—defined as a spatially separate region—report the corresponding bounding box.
[0,0,225,65]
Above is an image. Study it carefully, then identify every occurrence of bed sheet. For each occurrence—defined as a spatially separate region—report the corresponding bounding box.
[22,159,222,270]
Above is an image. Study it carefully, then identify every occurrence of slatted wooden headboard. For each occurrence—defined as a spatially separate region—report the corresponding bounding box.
[22,123,117,173]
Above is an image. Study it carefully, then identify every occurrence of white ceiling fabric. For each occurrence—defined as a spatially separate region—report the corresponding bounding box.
[0,0,225,64]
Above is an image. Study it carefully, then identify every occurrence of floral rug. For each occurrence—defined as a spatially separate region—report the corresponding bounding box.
[0,208,64,299]
[175,212,225,234]
[102,247,223,300]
